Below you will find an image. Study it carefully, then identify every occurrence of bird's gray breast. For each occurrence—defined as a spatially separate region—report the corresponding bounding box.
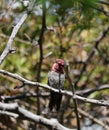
[48,71,65,89]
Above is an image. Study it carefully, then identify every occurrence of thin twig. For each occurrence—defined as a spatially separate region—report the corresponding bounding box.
[36,1,46,82]
[0,33,31,45]
[78,108,109,130]
[74,25,109,87]
[1,92,49,102]
[93,6,109,17]
[65,61,81,130]
[36,1,46,116]
[76,84,109,96]
[59,96,70,124]
[99,0,109,6]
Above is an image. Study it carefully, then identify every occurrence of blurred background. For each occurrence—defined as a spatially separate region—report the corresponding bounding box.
[0,0,109,130]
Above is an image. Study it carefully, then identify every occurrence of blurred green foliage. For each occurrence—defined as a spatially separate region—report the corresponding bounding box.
[0,0,109,129]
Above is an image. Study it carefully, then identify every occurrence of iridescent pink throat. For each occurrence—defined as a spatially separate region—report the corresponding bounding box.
[52,63,64,73]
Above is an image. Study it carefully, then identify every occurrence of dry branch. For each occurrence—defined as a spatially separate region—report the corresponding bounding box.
[76,84,109,95]
[0,33,31,45]
[74,25,109,86]
[36,0,46,116]
[0,0,36,64]
[0,69,109,107]
[2,84,109,102]
[65,61,80,130]
[99,0,109,6]
[0,102,76,130]
[78,108,109,130]
[0,13,28,64]
[0,110,18,118]
[1,92,49,102]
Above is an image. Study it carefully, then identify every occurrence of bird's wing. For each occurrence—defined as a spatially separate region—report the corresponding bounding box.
[48,71,65,89]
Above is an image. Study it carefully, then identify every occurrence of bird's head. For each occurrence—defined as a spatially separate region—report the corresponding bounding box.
[52,59,65,73]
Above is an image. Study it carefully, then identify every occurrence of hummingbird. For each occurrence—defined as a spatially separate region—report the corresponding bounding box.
[48,59,65,111]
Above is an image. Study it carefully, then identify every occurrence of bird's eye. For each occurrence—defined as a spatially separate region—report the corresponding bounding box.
[60,64,64,67]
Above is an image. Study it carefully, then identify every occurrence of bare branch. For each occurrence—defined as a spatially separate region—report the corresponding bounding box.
[94,7,109,17]
[0,69,109,107]
[0,0,36,64]
[78,108,109,130]
[0,102,18,110]
[1,92,49,102]
[76,84,109,96]
[0,13,28,64]
[74,94,109,106]
[36,1,46,116]
[0,102,76,130]
[0,33,38,46]
[65,61,80,130]
[99,0,109,6]
[0,110,18,118]
[74,25,109,86]
[2,84,109,102]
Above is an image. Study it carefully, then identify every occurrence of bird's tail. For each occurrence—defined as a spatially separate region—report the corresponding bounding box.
[49,91,55,111]
[56,93,62,111]
[49,91,62,111]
